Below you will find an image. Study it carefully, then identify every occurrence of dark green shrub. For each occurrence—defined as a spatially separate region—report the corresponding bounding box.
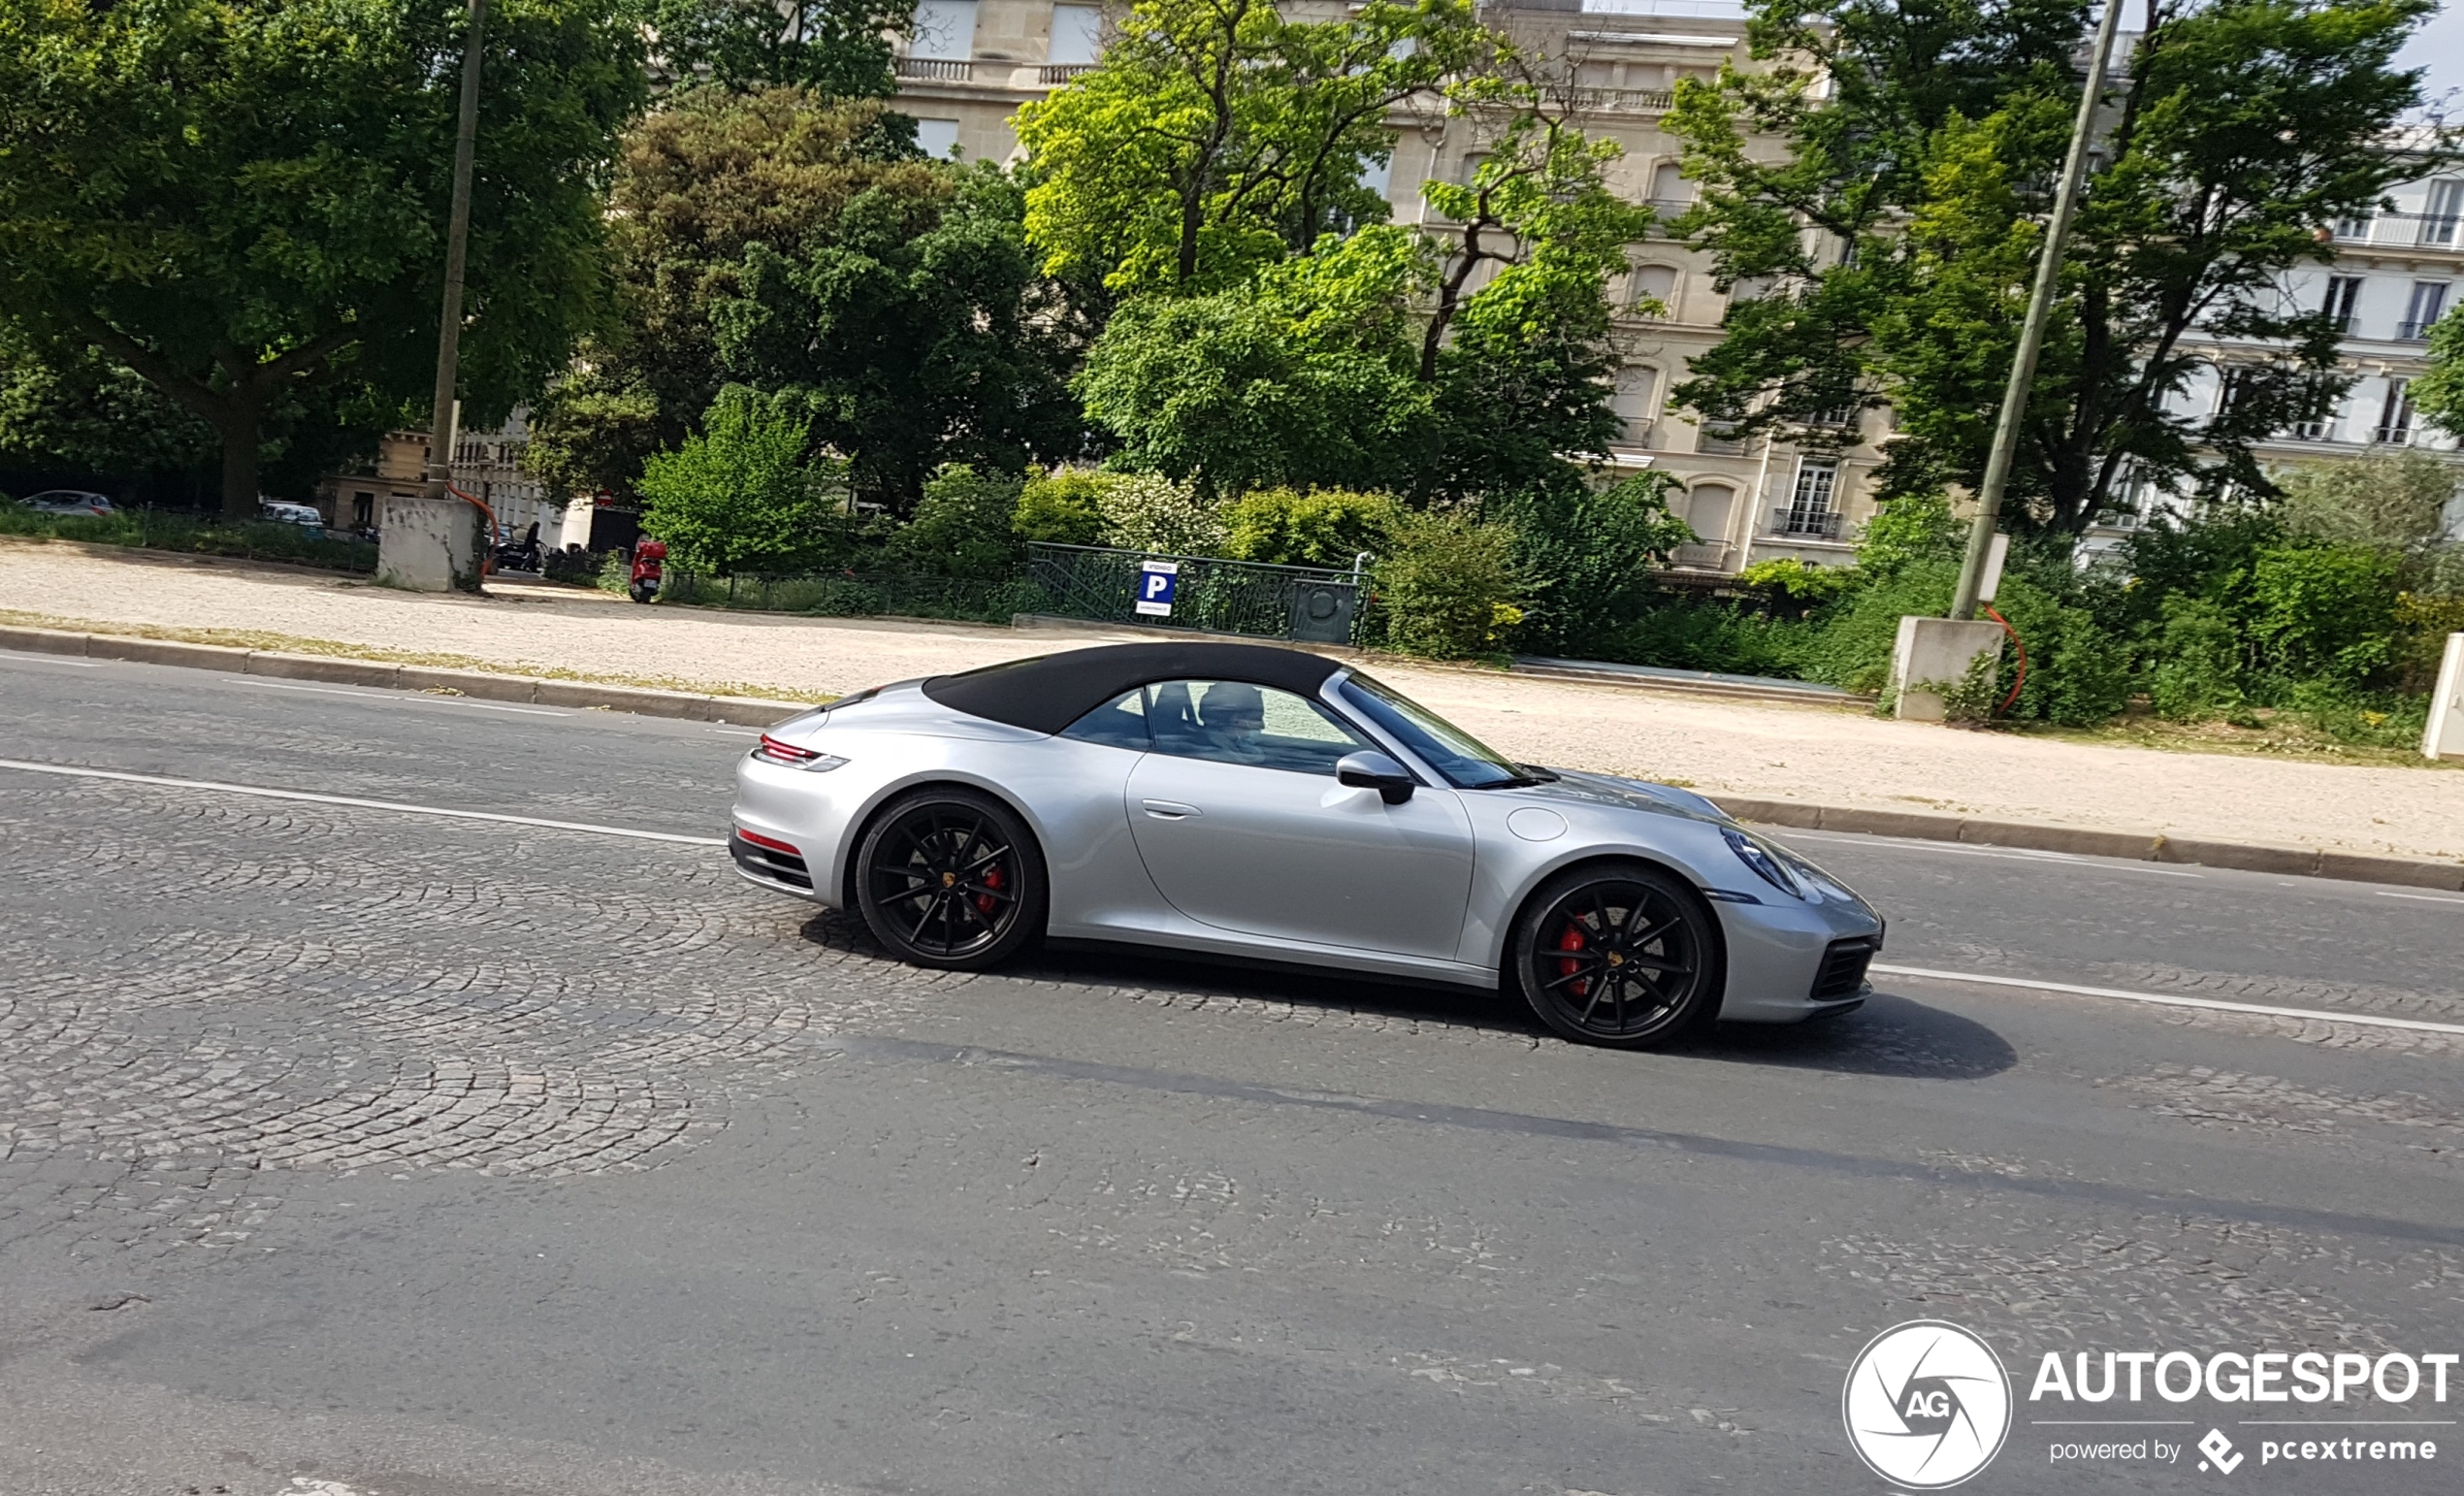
[1372,510,1524,660]
[2145,595,2246,720]
[2248,542,2400,685]
[887,465,1026,579]
[1489,472,1692,657]
[1013,469,1108,546]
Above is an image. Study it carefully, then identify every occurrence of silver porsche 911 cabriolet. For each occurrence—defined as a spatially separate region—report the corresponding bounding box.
[729,641,1882,1049]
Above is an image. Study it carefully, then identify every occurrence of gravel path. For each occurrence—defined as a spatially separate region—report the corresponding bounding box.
[5,537,2459,861]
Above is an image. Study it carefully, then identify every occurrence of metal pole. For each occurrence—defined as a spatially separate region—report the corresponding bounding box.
[424,0,491,580]
[1950,0,2125,620]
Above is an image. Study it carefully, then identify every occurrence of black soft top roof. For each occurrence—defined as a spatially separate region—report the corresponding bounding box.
[922,643,1345,734]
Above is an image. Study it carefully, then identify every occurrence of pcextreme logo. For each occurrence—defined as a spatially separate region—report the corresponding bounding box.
[1844,1319,2015,1488]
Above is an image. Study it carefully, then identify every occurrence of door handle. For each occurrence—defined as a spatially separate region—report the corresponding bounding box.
[1141,799,1201,820]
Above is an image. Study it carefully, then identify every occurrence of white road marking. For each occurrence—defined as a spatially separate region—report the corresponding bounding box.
[0,758,726,846]
[712,728,764,737]
[1780,829,2205,877]
[243,678,568,715]
[0,649,107,667]
[1874,963,2464,1037]
[2378,890,2464,906]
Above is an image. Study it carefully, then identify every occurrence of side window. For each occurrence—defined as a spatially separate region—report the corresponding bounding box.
[1059,688,1151,750]
[1144,679,1371,775]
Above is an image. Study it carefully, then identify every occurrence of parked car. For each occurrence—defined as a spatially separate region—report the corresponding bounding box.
[19,489,115,516]
[258,501,326,537]
[729,642,1885,1050]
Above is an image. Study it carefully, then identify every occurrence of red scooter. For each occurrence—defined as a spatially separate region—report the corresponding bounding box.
[629,539,666,603]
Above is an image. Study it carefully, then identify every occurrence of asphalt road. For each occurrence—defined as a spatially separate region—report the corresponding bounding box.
[2,648,2460,1496]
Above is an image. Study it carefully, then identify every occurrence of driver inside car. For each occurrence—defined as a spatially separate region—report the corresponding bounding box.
[1194,681,1268,764]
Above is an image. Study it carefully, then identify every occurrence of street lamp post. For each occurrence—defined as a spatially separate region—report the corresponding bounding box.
[1948,0,2126,620]
[377,0,492,593]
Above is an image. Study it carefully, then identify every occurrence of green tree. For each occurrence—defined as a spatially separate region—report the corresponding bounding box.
[883,464,1025,578]
[1075,227,1436,495]
[713,163,1085,507]
[1373,507,1525,659]
[649,0,913,98]
[1015,0,1489,295]
[1489,472,1693,654]
[2274,447,2461,589]
[1666,0,2434,532]
[2406,302,2464,440]
[637,385,842,573]
[0,0,647,516]
[0,338,213,485]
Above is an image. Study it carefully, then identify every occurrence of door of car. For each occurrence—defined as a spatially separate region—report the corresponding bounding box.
[1120,678,1475,960]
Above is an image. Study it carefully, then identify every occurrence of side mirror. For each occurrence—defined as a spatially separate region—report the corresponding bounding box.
[1336,750,1416,805]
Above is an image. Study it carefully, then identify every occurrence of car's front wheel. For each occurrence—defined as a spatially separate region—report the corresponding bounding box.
[1509,862,1722,1049]
[856,788,1046,969]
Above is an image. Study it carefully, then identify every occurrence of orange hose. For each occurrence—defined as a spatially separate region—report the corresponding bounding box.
[1983,604,2028,717]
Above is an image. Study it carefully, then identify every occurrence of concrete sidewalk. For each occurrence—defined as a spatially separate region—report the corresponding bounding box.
[4,537,2459,868]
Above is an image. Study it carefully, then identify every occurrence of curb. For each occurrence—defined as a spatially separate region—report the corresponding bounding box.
[1720,796,2464,893]
[0,624,805,728]
[9,621,2456,892]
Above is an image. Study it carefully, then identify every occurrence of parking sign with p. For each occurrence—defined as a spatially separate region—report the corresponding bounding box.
[1136,560,1179,617]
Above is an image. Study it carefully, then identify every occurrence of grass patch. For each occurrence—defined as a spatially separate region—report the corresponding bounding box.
[0,607,833,704]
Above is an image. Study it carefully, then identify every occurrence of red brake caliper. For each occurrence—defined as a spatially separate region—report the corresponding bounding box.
[1556,923,1588,996]
[976,863,1004,915]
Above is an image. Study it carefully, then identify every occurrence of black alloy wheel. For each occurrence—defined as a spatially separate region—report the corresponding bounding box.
[855,789,1046,969]
[1510,862,1720,1048]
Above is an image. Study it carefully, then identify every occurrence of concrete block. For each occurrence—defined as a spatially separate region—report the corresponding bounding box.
[90,635,248,672]
[374,491,484,593]
[0,626,87,656]
[532,679,698,718]
[2425,633,2464,762]
[698,695,810,727]
[1814,806,1968,841]
[396,666,535,703]
[2312,851,2464,892]
[245,652,402,689]
[1957,819,2161,861]
[1888,616,2004,722]
[2152,836,2319,876]
[1717,797,1823,829]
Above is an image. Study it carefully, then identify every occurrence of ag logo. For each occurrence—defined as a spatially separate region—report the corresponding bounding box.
[1843,1319,2012,1488]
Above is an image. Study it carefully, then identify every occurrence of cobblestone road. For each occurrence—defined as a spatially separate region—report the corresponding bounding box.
[4,654,2462,1496]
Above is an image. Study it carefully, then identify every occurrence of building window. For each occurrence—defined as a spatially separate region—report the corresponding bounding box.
[352,491,374,530]
[1611,367,1659,428]
[1627,263,1677,315]
[911,0,976,60]
[2400,281,2450,341]
[1049,3,1102,65]
[2321,275,2361,335]
[2427,179,2464,248]
[914,118,961,159]
[1356,143,1394,202]
[1648,161,1690,210]
[1778,460,1841,537]
[2375,378,2416,445]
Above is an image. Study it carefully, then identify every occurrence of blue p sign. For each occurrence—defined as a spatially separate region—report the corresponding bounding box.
[1135,560,1179,617]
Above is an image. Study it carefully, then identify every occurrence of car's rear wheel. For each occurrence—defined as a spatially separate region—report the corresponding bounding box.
[855,788,1046,969]
[1509,862,1721,1049]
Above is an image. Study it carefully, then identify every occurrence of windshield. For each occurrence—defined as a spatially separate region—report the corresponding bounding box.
[1337,671,1535,789]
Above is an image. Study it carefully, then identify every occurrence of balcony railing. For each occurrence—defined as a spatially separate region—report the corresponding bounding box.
[2285,420,2340,442]
[2331,211,2463,250]
[1669,541,1731,570]
[1038,63,1099,84]
[2397,318,2445,341]
[895,57,974,81]
[1568,85,1676,114]
[2372,426,2418,445]
[1769,506,1843,539]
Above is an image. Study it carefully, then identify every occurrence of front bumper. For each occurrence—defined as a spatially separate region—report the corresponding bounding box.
[1714,896,1886,1024]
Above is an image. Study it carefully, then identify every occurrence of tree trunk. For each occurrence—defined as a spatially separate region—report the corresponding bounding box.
[215,406,263,520]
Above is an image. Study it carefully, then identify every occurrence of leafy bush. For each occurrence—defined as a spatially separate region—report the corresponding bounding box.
[1987,573,2132,727]
[2248,542,2400,685]
[1799,561,1957,694]
[1219,486,1402,568]
[1489,472,1692,656]
[1013,468,1109,546]
[1855,491,1967,576]
[1096,471,1222,555]
[638,386,846,575]
[1736,557,1855,617]
[0,499,377,572]
[886,465,1024,579]
[2145,594,2246,720]
[2394,593,2464,691]
[1600,603,1820,678]
[1372,510,1524,660]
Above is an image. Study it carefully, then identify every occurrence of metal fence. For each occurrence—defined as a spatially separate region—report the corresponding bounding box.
[663,569,1049,623]
[1025,543,1363,643]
